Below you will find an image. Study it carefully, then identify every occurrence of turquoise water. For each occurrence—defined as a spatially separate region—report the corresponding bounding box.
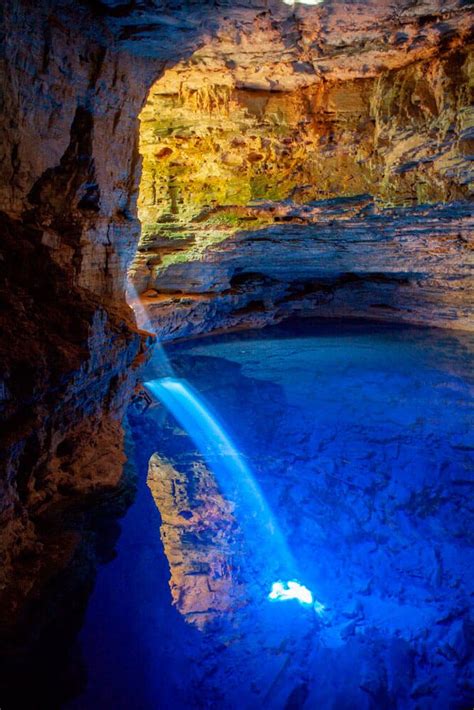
[70,318,474,709]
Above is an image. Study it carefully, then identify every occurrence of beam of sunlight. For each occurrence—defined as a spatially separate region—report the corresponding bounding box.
[126,281,156,334]
[144,377,295,576]
[128,280,313,602]
[126,280,174,377]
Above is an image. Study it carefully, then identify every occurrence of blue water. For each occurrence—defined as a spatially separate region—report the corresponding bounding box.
[143,377,295,576]
[69,318,474,709]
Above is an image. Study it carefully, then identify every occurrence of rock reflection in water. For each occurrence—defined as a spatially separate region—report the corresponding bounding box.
[147,454,245,628]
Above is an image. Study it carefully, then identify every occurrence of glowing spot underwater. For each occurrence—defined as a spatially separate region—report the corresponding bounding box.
[269,580,325,614]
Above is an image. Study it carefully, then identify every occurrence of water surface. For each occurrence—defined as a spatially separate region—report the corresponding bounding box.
[70,318,474,709]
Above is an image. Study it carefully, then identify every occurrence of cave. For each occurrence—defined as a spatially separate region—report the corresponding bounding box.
[0,0,473,708]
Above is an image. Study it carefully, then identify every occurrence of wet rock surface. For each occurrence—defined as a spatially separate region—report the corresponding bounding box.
[134,197,473,337]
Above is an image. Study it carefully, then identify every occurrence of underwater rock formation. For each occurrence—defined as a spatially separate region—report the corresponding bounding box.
[147,453,244,628]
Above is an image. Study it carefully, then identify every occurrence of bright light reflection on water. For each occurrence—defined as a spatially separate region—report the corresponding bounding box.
[283,0,324,5]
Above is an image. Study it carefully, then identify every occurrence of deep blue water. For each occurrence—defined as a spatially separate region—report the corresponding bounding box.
[69,318,474,709]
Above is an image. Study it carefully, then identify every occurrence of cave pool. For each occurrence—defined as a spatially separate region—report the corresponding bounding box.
[69,317,474,709]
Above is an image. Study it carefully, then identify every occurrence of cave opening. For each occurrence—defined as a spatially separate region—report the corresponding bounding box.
[97,46,474,708]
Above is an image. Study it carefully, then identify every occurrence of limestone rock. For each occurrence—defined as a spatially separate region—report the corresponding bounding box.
[147,453,245,628]
[133,198,474,337]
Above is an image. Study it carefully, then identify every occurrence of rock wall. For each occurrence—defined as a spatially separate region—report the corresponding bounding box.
[133,10,473,335]
[0,0,170,635]
[134,198,473,337]
[138,48,472,228]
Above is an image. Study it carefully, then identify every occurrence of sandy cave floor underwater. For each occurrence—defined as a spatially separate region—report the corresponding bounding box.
[68,317,474,710]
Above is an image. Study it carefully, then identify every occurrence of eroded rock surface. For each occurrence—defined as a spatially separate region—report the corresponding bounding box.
[132,197,473,337]
[131,3,473,335]
[147,453,245,628]
[0,0,156,637]
[138,47,473,225]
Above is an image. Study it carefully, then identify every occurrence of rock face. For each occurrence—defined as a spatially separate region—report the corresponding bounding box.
[132,5,473,335]
[0,0,472,668]
[133,197,473,337]
[0,0,152,633]
[138,49,472,227]
[147,453,244,628]
[0,210,144,623]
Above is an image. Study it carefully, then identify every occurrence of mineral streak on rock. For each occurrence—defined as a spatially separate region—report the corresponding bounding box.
[147,453,245,628]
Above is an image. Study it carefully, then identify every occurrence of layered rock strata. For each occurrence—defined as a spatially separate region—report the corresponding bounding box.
[133,8,473,336]
[132,197,473,338]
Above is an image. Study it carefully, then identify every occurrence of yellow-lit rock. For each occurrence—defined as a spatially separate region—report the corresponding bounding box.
[138,47,473,235]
